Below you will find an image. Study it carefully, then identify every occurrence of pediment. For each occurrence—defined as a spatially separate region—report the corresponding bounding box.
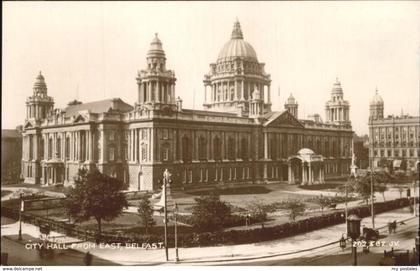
[73,114,87,123]
[263,111,304,128]
[24,121,34,129]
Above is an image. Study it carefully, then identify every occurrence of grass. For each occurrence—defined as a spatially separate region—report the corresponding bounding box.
[186,185,272,196]
[297,183,339,190]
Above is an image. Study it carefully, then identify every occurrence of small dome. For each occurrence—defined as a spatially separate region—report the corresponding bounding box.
[370,88,384,105]
[147,33,165,58]
[33,71,47,89]
[286,93,297,105]
[298,148,315,156]
[217,20,258,62]
[332,77,343,95]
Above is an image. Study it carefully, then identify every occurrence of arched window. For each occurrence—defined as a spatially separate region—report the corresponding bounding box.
[228,137,235,160]
[182,135,191,162]
[240,138,248,160]
[198,136,207,160]
[213,136,222,160]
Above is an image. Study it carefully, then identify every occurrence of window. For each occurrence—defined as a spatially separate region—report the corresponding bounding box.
[109,146,115,161]
[402,149,406,157]
[141,143,148,161]
[198,136,207,160]
[48,138,53,159]
[65,137,70,159]
[213,136,222,160]
[29,135,33,160]
[40,138,44,159]
[228,137,235,160]
[123,144,128,160]
[182,135,191,162]
[387,150,391,157]
[163,129,169,139]
[56,137,61,158]
[240,138,248,160]
[109,131,115,141]
[394,150,399,157]
[409,149,414,157]
[374,150,378,157]
[161,143,169,161]
[270,137,277,159]
[380,150,384,157]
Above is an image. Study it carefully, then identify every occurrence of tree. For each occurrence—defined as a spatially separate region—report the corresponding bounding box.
[284,200,305,222]
[314,194,330,215]
[190,191,231,232]
[66,168,128,238]
[376,183,388,201]
[137,197,156,234]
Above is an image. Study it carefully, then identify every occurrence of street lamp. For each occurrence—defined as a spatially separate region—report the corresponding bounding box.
[162,169,171,262]
[347,214,361,266]
[174,203,179,262]
[18,193,24,241]
[370,168,375,229]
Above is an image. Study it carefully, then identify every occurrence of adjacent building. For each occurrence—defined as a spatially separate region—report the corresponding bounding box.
[368,89,420,171]
[21,20,353,191]
[2,127,23,184]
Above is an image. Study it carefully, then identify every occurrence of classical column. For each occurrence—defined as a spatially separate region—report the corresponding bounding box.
[288,162,292,184]
[240,80,244,100]
[156,81,160,103]
[204,85,207,103]
[264,133,269,159]
[301,163,306,185]
[308,163,312,185]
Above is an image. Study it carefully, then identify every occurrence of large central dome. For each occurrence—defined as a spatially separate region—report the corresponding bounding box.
[217,20,258,62]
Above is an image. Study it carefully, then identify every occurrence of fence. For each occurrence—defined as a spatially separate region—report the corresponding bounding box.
[1,197,417,248]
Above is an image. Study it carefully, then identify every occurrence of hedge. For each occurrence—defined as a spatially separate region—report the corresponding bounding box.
[1,197,417,248]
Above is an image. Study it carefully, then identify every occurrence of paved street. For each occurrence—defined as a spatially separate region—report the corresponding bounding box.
[1,206,417,265]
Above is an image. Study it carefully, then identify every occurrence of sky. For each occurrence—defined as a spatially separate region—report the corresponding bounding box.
[2,1,419,135]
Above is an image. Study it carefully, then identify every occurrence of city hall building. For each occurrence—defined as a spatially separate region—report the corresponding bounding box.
[21,20,353,191]
[368,90,420,171]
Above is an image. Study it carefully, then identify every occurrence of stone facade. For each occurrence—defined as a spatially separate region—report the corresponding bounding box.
[21,20,353,191]
[368,89,420,171]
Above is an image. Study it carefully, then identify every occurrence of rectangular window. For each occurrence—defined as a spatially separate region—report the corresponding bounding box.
[394,150,399,157]
[402,149,406,157]
[109,131,115,141]
[163,129,169,139]
[109,147,115,161]
[387,150,391,157]
[380,150,384,157]
[409,149,414,157]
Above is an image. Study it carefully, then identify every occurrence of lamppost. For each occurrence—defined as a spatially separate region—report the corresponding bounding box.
[174,203,179,262]
[370,167,375,229]
[162,169,170,262]
[347,214,361,266]
[18,193,25,241]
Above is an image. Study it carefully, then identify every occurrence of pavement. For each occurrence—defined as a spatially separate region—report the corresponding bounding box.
[1,206,418,265]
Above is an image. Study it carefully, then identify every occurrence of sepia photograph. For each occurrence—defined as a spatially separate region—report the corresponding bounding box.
[1,1,419,269]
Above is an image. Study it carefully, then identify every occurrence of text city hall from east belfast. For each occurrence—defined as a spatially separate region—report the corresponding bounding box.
[21,20,355,191]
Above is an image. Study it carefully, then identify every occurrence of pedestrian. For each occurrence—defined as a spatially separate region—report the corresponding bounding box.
[83,251,93,266]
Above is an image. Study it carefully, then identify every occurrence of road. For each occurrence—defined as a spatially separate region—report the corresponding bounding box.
[219,217,419,266]
[1,234,116,266]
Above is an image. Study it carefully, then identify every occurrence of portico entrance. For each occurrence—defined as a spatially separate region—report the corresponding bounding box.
[287,148,325,185]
